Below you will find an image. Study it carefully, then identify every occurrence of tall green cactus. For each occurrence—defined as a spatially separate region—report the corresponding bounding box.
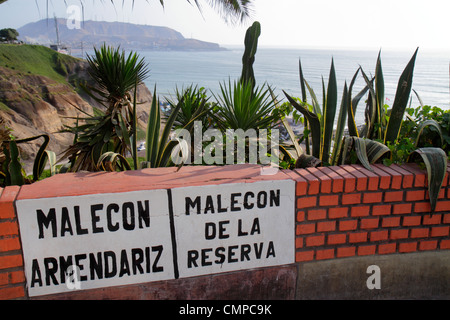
[240,21,261,88]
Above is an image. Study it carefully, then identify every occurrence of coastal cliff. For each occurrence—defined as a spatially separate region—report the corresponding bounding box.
[0,44,152,168]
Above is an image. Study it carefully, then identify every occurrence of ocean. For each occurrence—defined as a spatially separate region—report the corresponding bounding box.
[88,47,450,124]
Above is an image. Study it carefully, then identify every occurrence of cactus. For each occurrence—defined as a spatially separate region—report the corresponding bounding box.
[240,21,261,89]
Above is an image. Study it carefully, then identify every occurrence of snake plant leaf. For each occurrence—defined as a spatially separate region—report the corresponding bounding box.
[365,139,391,164]
[97,151,131,172]
[322,58,338,164]
[412,147,447,212]
[7,140,24,186]
[330,82,349,165]
[353,137,373,171]
[375,50,385,139]
[415,119,444,148]
[384,48,419,144]
[299,59,307,102]
[284,90,321,159]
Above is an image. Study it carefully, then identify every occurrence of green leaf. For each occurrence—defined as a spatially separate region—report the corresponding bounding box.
[322,58,338,164]
[415,119,444,148]
[384,48,419,144]
[412,147,447,212]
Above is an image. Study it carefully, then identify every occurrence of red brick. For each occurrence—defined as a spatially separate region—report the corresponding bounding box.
[374,165,402,190]
[319,195,339,207]
[384,191,404,202]
[371,166,392,189]
[320,167,344,193]
[0,186,20,219]
[419,240,438,251]
[410,228,430,238]
[337,246,356,258]
[349,232,368,243]
[297,210,305,222]
[296,251,315,262]
[351,165,380,191]
[390,229,409,240]
[297,223,316,235]
[440,239,450,249]
[357,245,377,256]
[414,202,431,213]
[339,219,358,231]
[399,242,417,253]
[382,217,401,228]
[390,164,414,188]
[308,168,333,194]
[328,207,348,219]
[406,190,426,202]
[435,200,450,212]
[431,226,450,237]
[296,238,304,249]
[295,169,320,195]
[0,222,19,237]
[444,213,450,224]
[327,233,347,245]
[342,193,361,205]
[0,237,21,253]
[422,214,442,225]
[316,249,334,260]
[363,192,383,204]
[401,163,427,187]
[393,203,413,215]
[0,271,25,286]
[378,243,397,254]
[317,221,336,232]
[307,209,327,221]
[0,254,23,270]
[403,215,422,226]
[306,235,325,247]
[0,286,25,300]
[370,230,389,242]
[360,218,379,229]
[350,206,370,217]
[297,196,317,209]
[372,204,392,216]
[343,166,367,191]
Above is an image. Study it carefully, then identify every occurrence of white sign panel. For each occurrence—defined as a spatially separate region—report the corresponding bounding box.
[171,180,295,278]
[16,190,175,297]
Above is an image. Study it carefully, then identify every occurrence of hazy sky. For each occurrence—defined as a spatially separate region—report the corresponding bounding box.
[1,0,450,50]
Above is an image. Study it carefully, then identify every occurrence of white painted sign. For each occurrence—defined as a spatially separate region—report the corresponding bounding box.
[16,180,295,297]
[16,190,175,297]
[172,180,295,278]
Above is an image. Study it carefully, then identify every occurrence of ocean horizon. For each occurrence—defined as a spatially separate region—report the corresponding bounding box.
[84,46,450,124]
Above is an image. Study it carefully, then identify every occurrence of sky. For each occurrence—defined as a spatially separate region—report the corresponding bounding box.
[1,0,450,50]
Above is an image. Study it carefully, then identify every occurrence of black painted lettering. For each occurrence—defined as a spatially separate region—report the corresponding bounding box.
[230,193,241,212]
[31,259,42,288]
[270,189,281,207]
[241,244,251,261]
[104,251,117,278]
[187,250,199,268]
[137,201,150,229]
[217,195,227,213]
[89,252,103,280]
[254,243,263,259]
[59,255,73,284]
[119,249,131,277]
[91,204,104,234]
[201,248,213,266]
[204,195,215,214]
[74,206,88,235]
[185,196,201,215]
[218,220,230,239]
[60,207,73,237]
[37,208,57,239]
[152,245,164,273]
[74,254,87,281]
[251,218,261,235]
[122,202,135,231]
[131,248,144,275]
[238,219,248,237]
[205,222,216,240]
[44,257,59,286]
[257,191,267,209]
[267,241,276,258]
[215,247,226,264]
[243,192,255,210]
[106,203,120,232]
[228,245,239,263]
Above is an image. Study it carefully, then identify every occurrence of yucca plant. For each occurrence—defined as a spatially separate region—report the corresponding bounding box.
[61,45,149,172]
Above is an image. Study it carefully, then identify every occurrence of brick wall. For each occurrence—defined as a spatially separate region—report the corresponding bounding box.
[0,163,449,300]
[290,164,450,263]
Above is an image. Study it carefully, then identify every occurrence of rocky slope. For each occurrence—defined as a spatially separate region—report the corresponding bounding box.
[0,45,153,171]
